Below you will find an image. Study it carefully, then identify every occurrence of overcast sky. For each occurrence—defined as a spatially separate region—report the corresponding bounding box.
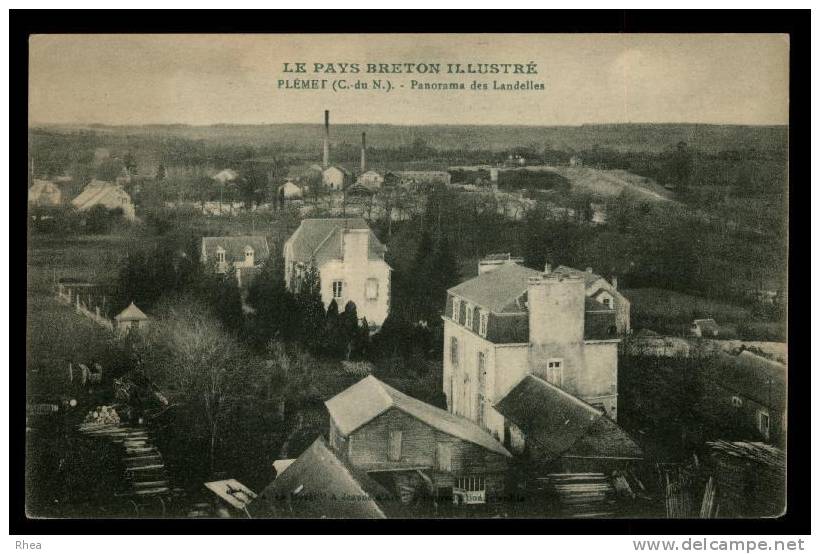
[29,34,789,126]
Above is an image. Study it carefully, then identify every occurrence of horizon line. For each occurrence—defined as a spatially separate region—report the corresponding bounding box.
[29,120,789,129]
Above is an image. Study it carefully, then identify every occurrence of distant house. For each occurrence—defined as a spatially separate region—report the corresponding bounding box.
[28,179,62,206]
[494,375,642,473]
[71,180,136,220]
[356,170,384,191]
[114,302,149,333]
[700,351,786,445]
[212,168,238,184]
[322,165,351,190]
[249,437,395,519]
[691,318,720,338]
[201,236,270,288]
[283,218,390,327]
[325,376,511,505]
[278,181,303,200]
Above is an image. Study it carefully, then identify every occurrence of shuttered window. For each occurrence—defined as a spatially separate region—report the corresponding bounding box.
[436,442,452,472]
[388,430,402,461]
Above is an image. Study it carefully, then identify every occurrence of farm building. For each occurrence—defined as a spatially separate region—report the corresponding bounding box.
[326,376,511,506]
[28,179,62,206]
[71,180,136,220]
[201,236,270,288]
[114,302,149,334]
[283,218,391,327]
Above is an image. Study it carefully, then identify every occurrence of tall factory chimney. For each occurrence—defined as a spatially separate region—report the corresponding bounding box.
[323,110,330,168]
[360,132,367,173]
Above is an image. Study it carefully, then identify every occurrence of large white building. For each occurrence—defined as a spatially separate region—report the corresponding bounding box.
[442,258,624,445]
[283,218,391,327]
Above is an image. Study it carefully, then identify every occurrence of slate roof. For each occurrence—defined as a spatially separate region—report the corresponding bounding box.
[449,263,542,313]
[326,375,510,457]
[703,351,786,412]
[249,437,394,519]
[494,375,642,462]
[201,236,270,264]
[286,218,386,265]
[115,302,149,322]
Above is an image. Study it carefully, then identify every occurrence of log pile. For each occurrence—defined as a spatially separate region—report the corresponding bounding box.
[545,473,617,518]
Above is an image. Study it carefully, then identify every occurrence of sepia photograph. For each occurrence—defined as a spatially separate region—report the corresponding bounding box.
[23,29,792,523]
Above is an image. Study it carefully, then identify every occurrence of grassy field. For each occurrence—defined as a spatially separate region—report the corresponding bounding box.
[622,287,785,341]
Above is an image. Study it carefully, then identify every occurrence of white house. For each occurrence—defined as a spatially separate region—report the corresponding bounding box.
[322,166,351,190]
[283,218,391,327]
[442,260,623,445]
[201,236,270,288]
[28,179,62,206]
[356,170,384,191]
[71,180,136,220]
[279,181,303,199]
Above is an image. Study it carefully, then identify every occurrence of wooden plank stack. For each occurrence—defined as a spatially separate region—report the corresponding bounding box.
[545,473,617,518]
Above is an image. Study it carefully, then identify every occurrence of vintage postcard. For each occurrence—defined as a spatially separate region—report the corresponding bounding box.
[26,33,788,520]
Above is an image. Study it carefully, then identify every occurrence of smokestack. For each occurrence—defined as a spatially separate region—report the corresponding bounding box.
[323,110,330,168]
[361,132,367,173]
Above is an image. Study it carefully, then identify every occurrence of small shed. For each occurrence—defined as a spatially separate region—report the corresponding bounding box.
[115,302,149,333]
[691,318,719,338]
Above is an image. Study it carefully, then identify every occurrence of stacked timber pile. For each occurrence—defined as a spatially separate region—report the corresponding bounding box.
[77,421,172,507]
[706,440,785,518]
[658,464,697,518]
[545,473,617,518]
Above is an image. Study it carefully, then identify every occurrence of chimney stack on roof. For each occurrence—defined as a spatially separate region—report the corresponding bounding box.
[323,110,330,168]
[611,275,618,291]
[361,132,367,173]
[544,262,552,275]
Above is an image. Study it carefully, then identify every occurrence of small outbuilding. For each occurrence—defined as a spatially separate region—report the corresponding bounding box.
[278,181,303,199]
[691,318,719,338]
[114,302,149,333]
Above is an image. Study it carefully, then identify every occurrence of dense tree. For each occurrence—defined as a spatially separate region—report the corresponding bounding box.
[295,264,328,354]
[246,255,299,348]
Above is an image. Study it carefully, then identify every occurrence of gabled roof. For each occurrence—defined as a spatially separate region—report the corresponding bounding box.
[448,263,541,313]
[323,165,351,176]
[115,302,148,322]
[202,236,270,264]
[249,437,393,519]
[494,375,641,462]
[29,179,60,195]
[703,351,786,411]
[326,376,510,457]
[286,218,386,265]
[212,168,238,183]
[71,180,130,211]
[693,318,719,332]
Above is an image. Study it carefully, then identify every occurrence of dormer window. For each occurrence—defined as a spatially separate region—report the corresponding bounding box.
[244,246,254,266]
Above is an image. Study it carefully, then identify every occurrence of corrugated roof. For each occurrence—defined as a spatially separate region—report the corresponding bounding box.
[286,218,386,264]
[202,236,270,264]
[495,375,640,462]
[326,376,510,457]
[115,302,148,321]
[249,437,392,519]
